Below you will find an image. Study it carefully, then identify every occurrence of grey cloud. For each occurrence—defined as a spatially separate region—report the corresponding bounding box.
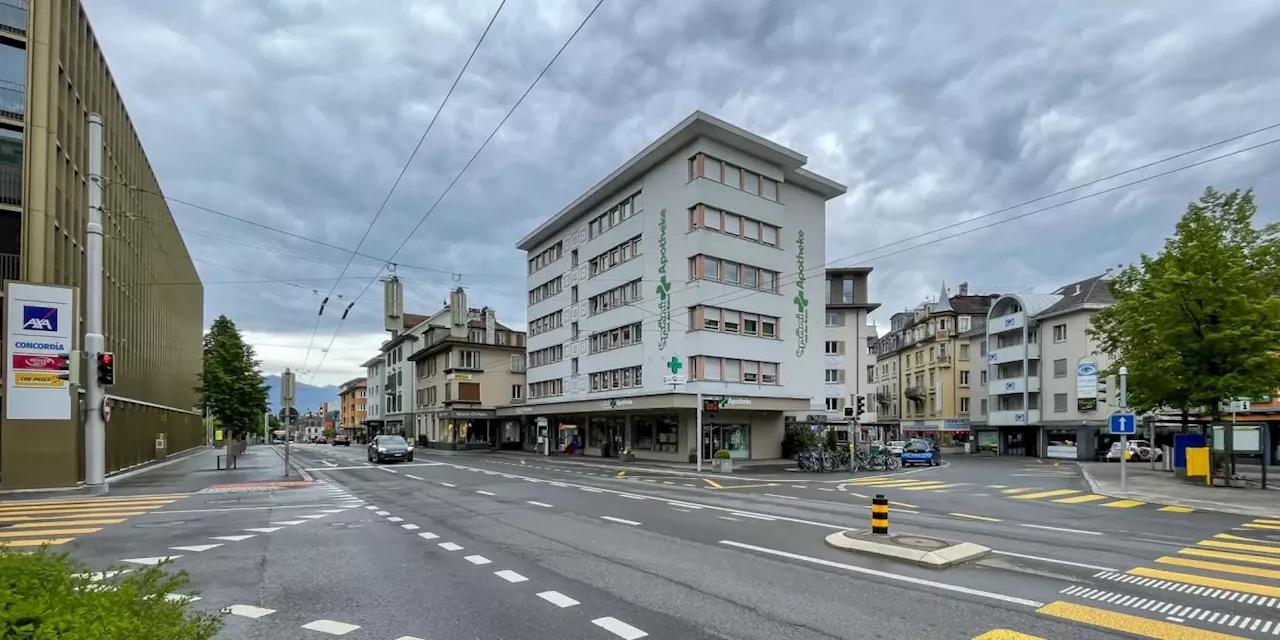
[82,0,1280,383]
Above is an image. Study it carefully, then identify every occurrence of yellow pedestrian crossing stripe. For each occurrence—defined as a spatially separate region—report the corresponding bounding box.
[0,493,186,548]
[841,478,1198,513]
[1037,601,1245,639]
[972,630,1043,639]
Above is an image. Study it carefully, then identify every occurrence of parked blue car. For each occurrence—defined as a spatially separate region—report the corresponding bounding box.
[899,440,942,467]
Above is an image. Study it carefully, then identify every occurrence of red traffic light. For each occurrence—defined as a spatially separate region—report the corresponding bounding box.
[100,354,113,365]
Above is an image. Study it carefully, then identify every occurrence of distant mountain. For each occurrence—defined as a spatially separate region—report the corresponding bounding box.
[265,374,340,414]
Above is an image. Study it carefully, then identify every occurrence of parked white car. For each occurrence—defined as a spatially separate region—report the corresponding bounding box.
[1106,440,1162,462]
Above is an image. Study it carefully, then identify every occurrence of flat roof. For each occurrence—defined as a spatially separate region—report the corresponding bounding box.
[516,111,848,251]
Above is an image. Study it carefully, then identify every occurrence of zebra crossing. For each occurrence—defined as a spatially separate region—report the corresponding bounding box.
[838,475,1197,513]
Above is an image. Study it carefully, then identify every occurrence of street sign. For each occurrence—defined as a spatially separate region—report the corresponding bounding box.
[278,407,299,422]
[101,398,112,423]
[1109,412,1137,435]
[663,374,687,385]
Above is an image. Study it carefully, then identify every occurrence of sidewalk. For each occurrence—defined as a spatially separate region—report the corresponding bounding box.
[1078,462,1278,518]
[108,444,304,496]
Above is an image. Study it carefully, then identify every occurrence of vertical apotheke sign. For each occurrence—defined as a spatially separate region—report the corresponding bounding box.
[655,208,671,350]
[4,281,77,420]
[793,230,809,357]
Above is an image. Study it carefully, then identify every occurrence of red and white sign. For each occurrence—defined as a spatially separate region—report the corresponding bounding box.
[101,398,112,423]
[11,354,67,371]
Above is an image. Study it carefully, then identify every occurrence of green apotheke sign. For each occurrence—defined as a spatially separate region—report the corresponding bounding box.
[655,208,671,350]
[793,229,809,357]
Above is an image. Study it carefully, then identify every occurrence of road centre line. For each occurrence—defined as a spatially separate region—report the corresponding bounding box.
[719,540,1044,608]
[1021,524,1103,536]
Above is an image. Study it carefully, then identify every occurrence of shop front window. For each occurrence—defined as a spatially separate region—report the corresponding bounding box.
[976,431,998,454]
[1046,430,1077,459]
[708,423,751,459]
[654,414,679,454]
[631,416,655,450]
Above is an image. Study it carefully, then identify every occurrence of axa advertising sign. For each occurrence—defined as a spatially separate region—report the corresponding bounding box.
[4,282,76,420]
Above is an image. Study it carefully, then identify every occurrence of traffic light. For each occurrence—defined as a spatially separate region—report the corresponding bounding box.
[856,395,866,417]
[55,352,73,381]
[97,352,115,387]
[1098,375,1115,405]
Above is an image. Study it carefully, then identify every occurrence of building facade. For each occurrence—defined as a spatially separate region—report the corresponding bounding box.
[500,111,846,461]
[410,288,526,449]
[0,1,205,489]
[337,377,366,439]
[362,355,384,435]
[961,321,990,450]
[821,267,879,438]
[979,274,1121,459]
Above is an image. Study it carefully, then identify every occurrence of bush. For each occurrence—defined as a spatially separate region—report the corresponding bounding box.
[713,449,732,459]
[0,547,223,640]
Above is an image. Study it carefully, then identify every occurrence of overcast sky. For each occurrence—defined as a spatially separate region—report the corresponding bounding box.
[83,0,1279,387]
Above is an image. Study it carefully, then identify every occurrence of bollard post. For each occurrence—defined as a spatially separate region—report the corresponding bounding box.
[871,494,889,535]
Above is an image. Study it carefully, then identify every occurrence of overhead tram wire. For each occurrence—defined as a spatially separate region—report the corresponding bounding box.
[304,0,609,385]
[298,0,511,376]
[614,129,1280,336]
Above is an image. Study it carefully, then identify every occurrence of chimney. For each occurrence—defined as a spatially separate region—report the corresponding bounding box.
[484,307,496,344]
[958,282,969,296]
[450,287,467,328]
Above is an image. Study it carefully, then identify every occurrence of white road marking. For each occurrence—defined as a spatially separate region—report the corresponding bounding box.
[401,524,420,531]
[210,534,255,542]
[297,514,328,520]
[992,550,1116,572]
[374,511,390,516]
[73,570,130,581]
[538,590,580,608]
[439,542,463,551]
[495,569,529,583]
[527,501,553,508]
[672,508,692,512]
[440,482,457,488]
[592,616,649,639]
[243,527,284,533]
[476,490,495,496]
[406,474,424,480]
[170,544,222,552]
[301,619,361,635]
[581,487,604,493]
[379,468,398,474]
[418,532,439,540]
[718,516,740,522]
[464,555,492,565]
[388,517,404,523]
[224,604,275,619]
[720,540,1044,607]
[271,520,307,526]
[164,593,201,603]
[601,516,641,526]
[319,509,348,514]
[730,512,776,521]
[364,505,378,510]
[1020,524,1103,536]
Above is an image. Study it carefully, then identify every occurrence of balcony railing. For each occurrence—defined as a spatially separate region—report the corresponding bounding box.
[1,251,17,281]
[905,385,927,400]
[0,161,19,207]
[0,79,22,119]
[0,1,26,36]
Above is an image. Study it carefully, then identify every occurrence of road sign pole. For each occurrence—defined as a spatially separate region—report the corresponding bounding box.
[1119,366,1129,494]
[83,113,107,495]
[696,392,703,474]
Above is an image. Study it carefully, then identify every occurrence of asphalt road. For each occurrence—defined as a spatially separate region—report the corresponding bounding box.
[272,444,1280,639]
[24,443,1275,639]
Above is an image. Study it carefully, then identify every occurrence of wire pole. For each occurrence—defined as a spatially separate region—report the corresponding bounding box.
[83,113,107,495]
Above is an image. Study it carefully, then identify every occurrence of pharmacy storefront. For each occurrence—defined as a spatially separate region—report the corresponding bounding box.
[497,392,809,462]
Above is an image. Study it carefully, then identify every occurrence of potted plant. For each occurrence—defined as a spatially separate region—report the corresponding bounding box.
[688,448,697,463]
[620,446,635,463]
[713,449,733,473]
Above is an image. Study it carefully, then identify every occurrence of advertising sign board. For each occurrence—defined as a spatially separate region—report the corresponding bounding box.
[4,282,77,420]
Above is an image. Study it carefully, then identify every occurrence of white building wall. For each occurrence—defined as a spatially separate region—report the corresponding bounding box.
[1038,310,1118,423]
[365,361,384,420]
[966,333,987,425]
[822,308,876,421]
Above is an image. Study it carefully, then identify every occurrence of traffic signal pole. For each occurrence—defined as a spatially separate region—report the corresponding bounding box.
[83,113,107,495]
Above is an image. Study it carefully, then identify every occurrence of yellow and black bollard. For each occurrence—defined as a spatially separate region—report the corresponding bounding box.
[871,494,889,535]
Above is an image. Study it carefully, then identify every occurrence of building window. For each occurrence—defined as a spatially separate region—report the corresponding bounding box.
[959,315,971,332]
[588,365,643,392]
[529,344,563,368]
[826,311,839,327]
[528,240,563,274]
[1053,324,1067,343]
[960,397,970,413]
[687,255,780,293]
[589,279,643,316]
[959,370,970,386]
[691,356,779,385]
[980,399,988,415]
[690,153,780,202]
[688,205,781,247]
[529,310,562,337]
[980,370,988,386]
[589,235,642,278]
[1053,358,1068,378]
[469,328,484,343]
[841,279,854,304]
[588,191,642,240]
[825,369,842,383]
[1053,392,1068,412]
[589,322,642,353]
[530,379,563,399]
[979,340,988,357]
[454,349,481,370]
[528,276,563,305]
[825,341,842,355]
[825,397,840,411]
[959,344,970,360]
[511,384,523,401]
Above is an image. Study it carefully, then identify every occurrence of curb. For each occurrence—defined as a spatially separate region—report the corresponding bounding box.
[418,449,784,483]
[271,445,314,482]
[823,531,990,569]
[1076,463,1276,518]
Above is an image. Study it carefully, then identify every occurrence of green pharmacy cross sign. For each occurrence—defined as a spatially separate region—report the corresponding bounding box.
[667,357,682,375]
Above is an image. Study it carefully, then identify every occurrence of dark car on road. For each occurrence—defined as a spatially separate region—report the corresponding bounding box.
[368,435,413,464]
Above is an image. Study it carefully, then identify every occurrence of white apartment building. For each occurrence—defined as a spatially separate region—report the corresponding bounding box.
[978,274,1118,459]
[362,354,385,433]
[821,267,880,436]
[501,111,846,461]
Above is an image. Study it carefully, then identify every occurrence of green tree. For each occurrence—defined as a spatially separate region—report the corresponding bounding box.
[197,316,269,437]
[1089,187,1280,415]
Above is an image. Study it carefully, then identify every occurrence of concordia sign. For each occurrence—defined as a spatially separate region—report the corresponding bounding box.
[4,282,76,420]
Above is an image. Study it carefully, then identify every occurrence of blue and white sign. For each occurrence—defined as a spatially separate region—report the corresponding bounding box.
[4,281,77,421]
[21,305,59,332]
[1108,412,1137,435]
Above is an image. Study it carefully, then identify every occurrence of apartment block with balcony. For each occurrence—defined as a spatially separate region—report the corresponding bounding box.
[821,267,880,435]
[505,111,845,461]
[409,287,526,450]
[337,377,367,440]
[0,0,208,489]
[979,274,1118,459]
[873,282,995,446]
[960,320,990,451]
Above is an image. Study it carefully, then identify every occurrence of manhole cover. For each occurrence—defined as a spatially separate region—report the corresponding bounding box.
[135,520,187,528]
[890,535,948,550]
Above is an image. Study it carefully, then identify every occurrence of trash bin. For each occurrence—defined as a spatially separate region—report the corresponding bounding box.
[1162,445,1173,471]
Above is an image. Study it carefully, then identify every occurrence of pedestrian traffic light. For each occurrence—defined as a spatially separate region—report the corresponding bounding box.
[1098,375,1114,405]
[97,352,115,387]
[856,395,866,417]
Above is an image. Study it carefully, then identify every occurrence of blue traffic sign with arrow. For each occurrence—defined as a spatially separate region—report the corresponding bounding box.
[1109,412,1137,435]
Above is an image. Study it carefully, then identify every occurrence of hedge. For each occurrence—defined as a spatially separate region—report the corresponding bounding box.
[0,547,223,639]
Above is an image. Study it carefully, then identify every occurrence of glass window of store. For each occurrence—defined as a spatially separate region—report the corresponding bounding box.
[975,431,998,454]
[631,415,655,450]
[652,414,679,454]
[1046,429,1077,459]
[708,422,751,459]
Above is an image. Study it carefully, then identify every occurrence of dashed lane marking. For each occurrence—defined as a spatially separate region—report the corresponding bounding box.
[703,479,724,489]
[538,590,580,608]
[527,501,553,508]
[592,616,649,639]
[224,604,275,619]
[494,569,529,584]
[601,516,641,526]
[300,619,361,635]
[1021,524,1102,536]
[951,513,1002,522]
[438,542,463,551]
[464,555,492,565]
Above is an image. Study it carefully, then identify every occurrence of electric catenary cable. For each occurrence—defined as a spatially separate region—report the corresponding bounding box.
[304,0,609,385]
[299,0,511,376]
